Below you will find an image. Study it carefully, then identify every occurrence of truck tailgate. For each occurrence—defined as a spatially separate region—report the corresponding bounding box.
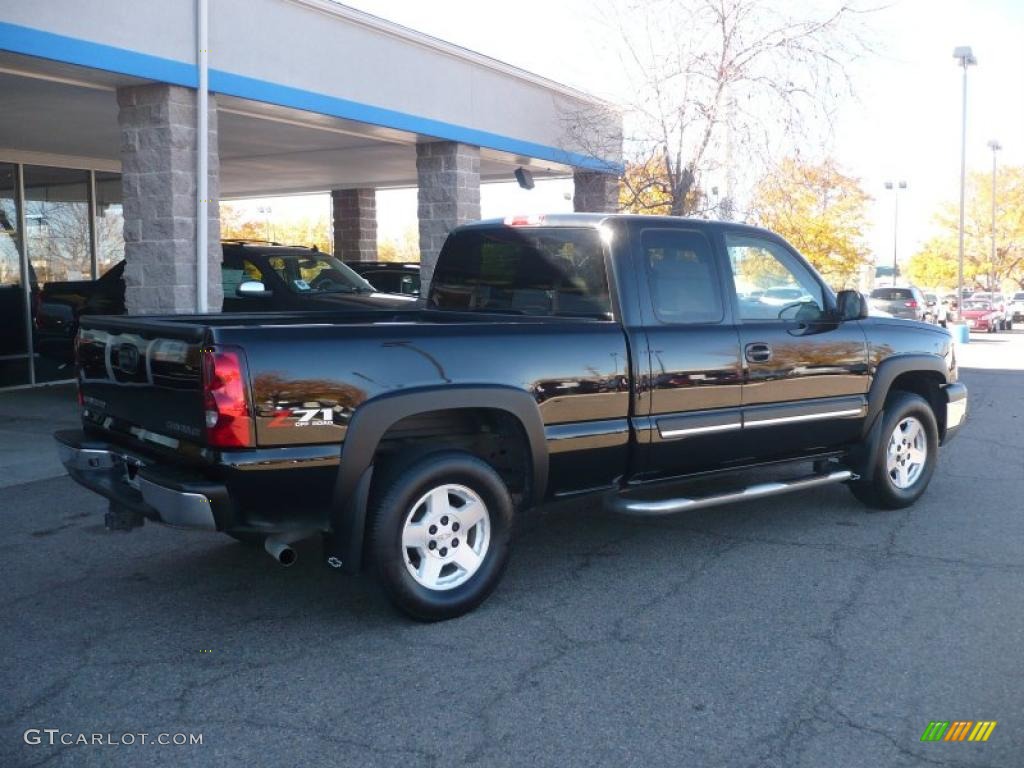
[77,316,210,452]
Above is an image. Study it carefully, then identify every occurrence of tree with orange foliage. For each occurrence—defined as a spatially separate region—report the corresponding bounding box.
[748,157,871,289]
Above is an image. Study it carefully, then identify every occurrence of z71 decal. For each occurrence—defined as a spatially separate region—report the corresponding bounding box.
[267,407,335,428]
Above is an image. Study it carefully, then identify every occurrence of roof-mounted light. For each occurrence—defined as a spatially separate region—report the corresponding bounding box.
[503,214,545,226]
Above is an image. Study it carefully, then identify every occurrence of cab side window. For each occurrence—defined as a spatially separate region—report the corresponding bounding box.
[725,234,825,322]
[643,229,723,324]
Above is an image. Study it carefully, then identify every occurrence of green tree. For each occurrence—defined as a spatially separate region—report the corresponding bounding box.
[748,157,872,289]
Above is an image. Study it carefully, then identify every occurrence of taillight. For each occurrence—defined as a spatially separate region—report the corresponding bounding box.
[201,346,253,448]
[905,300,917,308]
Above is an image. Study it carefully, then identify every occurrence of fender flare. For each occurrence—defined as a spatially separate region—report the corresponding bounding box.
[328,385,548,572]
[863,354,949,435]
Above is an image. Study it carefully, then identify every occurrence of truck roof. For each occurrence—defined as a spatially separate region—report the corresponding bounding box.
[457,213,776,238]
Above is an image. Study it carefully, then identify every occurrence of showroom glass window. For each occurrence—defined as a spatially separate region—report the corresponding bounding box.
[23,166,91,382]
[23,166,91,283]
[0,164,125,388]
[95,171,124,276]
[0,162,29,386]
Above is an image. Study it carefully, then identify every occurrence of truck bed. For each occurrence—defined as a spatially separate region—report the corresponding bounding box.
[77,309,632,457]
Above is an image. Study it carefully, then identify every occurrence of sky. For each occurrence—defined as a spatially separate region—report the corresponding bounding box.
[234,0,1024,268]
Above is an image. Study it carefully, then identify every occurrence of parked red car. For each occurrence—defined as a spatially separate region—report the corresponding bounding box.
[960,298,1002,333]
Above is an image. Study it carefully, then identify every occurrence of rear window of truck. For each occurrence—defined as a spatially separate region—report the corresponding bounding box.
[428,227,612,318]
[870,288,913,300]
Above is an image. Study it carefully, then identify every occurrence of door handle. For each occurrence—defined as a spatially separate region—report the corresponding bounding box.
[745,342,772,363]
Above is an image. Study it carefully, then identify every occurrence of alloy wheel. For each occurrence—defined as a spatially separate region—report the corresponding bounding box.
[401,484,491,591]
[886,416,927,490]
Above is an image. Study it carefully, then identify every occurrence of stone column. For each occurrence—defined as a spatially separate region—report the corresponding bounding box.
[573,170,619,213]
[416,141,480,287]
[331,188,377,261]
[117,83,221,314]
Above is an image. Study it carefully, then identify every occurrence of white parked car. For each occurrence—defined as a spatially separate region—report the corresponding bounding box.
[1009,291,1024,323]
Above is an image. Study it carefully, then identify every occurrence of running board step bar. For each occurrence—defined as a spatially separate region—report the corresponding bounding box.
[609,470,854,517]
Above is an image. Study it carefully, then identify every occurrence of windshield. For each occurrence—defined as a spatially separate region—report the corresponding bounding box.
[265,254,375,294]
[963,300,992,310]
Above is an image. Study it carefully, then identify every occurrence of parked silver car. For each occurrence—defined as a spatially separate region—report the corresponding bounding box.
[868,286,928,321]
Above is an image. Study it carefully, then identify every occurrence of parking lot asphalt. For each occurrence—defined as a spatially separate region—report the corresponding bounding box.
[2,331,1023,768]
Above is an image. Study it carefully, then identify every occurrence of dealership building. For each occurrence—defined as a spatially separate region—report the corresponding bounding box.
[0,0,622,387]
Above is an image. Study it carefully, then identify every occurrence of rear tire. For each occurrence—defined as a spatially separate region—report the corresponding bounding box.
[848,391,938,510]
[368,451,514,621]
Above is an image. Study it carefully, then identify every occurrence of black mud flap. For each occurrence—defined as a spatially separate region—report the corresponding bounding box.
[324,465,374,574]
[844,410,886,481]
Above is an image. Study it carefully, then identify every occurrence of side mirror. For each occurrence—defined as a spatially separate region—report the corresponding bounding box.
[237,280,270,297]
[836,289,869,321]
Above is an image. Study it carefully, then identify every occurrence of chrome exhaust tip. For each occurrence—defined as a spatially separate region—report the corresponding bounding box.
[264,535,298,567]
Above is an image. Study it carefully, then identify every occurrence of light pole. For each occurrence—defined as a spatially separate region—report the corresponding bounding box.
[953,46,977,317]
[257,205,273,242]
[987,139,1001,290]
[884,180,907,281]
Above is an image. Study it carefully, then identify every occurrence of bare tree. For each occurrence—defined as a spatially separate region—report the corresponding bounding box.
[567,0,874,217]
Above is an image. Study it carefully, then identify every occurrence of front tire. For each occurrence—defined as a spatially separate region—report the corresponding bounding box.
[849,392,938,510]
[368,451,514,621]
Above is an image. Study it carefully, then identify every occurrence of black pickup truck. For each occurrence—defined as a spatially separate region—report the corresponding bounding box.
[56,214,967,620]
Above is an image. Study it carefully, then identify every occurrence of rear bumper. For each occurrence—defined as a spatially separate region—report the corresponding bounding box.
[942,382,968,444]
[55,429,231,530]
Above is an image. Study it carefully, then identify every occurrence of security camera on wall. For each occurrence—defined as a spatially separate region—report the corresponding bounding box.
[514,167,535,190]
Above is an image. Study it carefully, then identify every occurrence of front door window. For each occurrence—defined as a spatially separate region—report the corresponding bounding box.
[725,234,825,323]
